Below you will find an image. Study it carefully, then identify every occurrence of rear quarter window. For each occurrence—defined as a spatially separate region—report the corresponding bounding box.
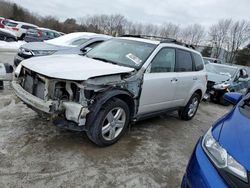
[192,53,204,71]
[175,49,193,72]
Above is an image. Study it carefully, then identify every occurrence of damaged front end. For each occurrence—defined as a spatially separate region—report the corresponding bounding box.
[12,65,141,131]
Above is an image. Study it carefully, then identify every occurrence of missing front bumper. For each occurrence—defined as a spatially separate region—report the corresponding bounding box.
[12,81,57,113]
[12,81,89,126]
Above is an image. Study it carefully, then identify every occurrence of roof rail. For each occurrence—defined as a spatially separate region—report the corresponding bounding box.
[121,34,196,50]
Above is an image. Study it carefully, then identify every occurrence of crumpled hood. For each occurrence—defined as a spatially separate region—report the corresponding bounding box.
[21,54,135,81]
[218,104,250,171]
[207,72,231,83]
[21,42,70,51]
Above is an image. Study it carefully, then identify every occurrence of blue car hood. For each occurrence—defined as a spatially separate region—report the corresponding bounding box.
[218,105,250,171]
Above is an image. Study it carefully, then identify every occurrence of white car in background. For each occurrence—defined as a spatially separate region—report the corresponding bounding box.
[3,19,37,39]
[14,32,112,66]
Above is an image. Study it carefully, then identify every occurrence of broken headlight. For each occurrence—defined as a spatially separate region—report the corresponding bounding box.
[213,83,230,90]
[31,50,56,56]
[202,127,248,183]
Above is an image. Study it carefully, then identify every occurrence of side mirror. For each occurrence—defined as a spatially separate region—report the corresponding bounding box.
[80,47,92,54]
[224,92,243,105]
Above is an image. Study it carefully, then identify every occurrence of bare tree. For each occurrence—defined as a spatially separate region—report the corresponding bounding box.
[209,19,232,58]
[160,22,180,39]
[106,14,127,36]
[225,20,250,64]
[0,0,14,18]
[79,14,127,36]
[181,24,206,45]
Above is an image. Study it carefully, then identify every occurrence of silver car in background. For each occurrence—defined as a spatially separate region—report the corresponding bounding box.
[14,32,112,66]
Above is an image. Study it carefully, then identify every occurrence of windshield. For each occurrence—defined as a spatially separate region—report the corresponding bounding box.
[45,33,89,47]
[205,64,237,78]
[86,39,156,68]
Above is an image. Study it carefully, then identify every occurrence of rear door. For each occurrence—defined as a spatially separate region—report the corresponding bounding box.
[173,49,196,106]
[138,48,177,114]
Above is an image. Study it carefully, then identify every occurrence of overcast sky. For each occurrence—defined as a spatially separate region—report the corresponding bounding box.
[10,0,250,27]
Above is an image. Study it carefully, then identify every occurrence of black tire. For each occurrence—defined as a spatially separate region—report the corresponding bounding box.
[6,37,15,42]
[210,96,217,103]
[178,93,200,121]
[86,98,130,147]
[19,34,25,40]
[219,96,231,106]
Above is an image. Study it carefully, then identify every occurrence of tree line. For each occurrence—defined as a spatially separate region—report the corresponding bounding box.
[0,0,250,65]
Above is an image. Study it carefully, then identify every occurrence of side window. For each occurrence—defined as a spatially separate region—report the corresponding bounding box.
[47,31,54,38]
[54,32,60,37]
[150,48,175,73]
[175,49,193,72]
[192,53,204,71]
[21,25,36,30]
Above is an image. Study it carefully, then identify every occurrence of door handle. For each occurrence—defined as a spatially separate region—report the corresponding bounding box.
[171,78,178,82]
[193,77,198,81]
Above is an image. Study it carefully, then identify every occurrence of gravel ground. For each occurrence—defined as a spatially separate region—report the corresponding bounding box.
[0,52,230,188]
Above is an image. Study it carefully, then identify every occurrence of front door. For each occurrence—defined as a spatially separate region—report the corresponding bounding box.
[138,48,177,115]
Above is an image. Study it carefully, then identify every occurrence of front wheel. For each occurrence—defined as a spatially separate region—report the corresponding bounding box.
[86,98,130,147]
[178,93,200,121]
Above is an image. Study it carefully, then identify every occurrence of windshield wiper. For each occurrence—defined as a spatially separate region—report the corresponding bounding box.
[91,57,118,65]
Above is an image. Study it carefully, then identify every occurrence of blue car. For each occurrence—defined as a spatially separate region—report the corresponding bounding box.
[182,92,250,188]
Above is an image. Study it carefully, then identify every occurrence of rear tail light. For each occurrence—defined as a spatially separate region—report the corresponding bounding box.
[37,30,42,37]
[0,24,4,28]
[12,27,19,31]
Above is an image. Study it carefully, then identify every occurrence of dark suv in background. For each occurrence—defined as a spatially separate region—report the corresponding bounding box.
[24,28,61,42]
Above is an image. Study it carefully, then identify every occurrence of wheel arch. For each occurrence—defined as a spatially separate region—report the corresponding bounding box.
[194,89,202,100]
[86,89,136,129]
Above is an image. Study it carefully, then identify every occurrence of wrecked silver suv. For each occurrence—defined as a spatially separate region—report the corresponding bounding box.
[12,37,207,146]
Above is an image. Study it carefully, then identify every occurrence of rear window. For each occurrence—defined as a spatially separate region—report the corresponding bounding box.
[71,38,88,46]
[193,53,204,71]
[175,49,193,72]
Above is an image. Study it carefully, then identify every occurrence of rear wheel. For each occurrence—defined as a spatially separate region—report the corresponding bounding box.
[86,98,130,147]
[19,34,25,40]
[6,37,15,42]
[179,93,200,120]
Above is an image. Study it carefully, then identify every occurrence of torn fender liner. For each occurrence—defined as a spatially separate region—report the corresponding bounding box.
[62,102,89,126]
[12,81,57,113]
[53,118,87,132]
